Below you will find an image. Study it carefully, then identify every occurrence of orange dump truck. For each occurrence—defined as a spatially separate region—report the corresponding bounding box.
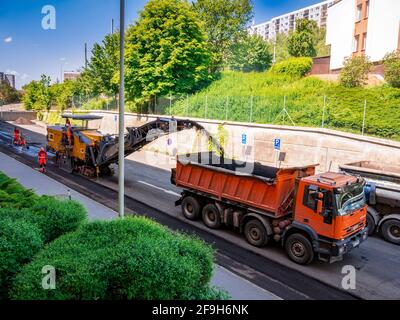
[172,153,368,265]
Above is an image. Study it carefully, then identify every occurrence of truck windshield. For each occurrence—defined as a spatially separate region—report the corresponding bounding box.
[334,182,366,216]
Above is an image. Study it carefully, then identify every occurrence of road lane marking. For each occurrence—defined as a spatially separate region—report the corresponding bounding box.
[138,180,181,197]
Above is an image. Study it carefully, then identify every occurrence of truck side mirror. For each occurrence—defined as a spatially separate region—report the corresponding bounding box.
[316,199,323,215]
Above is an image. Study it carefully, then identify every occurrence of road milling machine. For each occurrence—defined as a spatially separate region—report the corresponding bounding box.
[46,114,221,177]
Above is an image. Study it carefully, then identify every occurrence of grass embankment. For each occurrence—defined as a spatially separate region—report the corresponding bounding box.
[0,172,226,300]
[171,71,400,141]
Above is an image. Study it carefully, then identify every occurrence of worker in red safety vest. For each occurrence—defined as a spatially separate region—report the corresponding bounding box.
[13,127,20,145]
[38,147,47,173]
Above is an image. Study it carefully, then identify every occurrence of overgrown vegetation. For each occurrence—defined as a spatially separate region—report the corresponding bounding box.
[339,55,372,88]
[384,50,400,88]
[0,81,21,105]
[170,71,400,140]
[271,57,313,78]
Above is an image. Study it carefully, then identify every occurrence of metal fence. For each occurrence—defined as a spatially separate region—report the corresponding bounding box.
[73,93,399,139]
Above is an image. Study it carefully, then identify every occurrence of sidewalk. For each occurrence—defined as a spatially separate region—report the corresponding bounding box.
[0,151,279,300]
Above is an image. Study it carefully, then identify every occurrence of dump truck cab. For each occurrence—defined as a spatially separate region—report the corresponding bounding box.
[288,172,368,263]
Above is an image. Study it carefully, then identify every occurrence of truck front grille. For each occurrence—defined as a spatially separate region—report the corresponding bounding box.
[344,222,364,235]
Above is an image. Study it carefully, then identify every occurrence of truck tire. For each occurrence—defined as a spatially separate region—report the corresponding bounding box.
[381,219,400,245]
[285,234,314,265]
[244,219,269,247]
[366,213,376,236]
[181,196,201,221]
[202,203,221,229]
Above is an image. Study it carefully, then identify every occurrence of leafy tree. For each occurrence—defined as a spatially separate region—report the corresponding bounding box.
[193,0,253,70]
[0,81,20,105]
[287,19,317,57]
[384,50,400,88]
[339,55,372,88]
[84,32,120,97]
[22,75,52,112]
[268,33,291,64]
[229,34,272,72]
[50,80,76,111]
[125,0,212,105]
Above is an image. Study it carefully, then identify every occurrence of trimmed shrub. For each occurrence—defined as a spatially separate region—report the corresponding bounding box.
[0,196,87,243]
[339,55,372,88]
[0,173,39,208]
[11,217,228,300]
[270,57,313,78]
[0,218,43,299]
[384,50,400,88]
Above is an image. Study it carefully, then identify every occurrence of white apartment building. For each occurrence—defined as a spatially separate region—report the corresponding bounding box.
[326,0,400,70]
[250,1,335,41]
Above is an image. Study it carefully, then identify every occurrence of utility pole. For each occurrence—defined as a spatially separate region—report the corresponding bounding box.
[118,0,125,218]
[84,43,88,69]
[111,18,115,33]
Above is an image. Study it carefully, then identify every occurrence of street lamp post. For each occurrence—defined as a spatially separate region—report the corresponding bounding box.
[118,0,125,218]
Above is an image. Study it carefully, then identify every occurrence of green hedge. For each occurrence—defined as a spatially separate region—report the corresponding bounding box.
[0,173,38,208]
[0,218,43,299]
[11,217,228,300]
[271,57,313,78]
[0,197,87,243]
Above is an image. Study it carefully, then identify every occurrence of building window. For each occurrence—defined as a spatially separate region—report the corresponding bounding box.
[356,4,362,22]
[365,1,369,18]
[353,35,360,52]
[362,33,367,50]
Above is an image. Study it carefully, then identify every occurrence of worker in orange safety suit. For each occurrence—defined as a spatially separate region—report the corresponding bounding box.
[66,124,72,146]
[38,147,47,173]
[13,127,20,145]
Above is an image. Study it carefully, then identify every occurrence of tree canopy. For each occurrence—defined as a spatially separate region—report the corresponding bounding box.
[193,0,253,70]
[229,34,272,72]
[83,32,120,97]
[287,19,318,58]
[125,0,212,104]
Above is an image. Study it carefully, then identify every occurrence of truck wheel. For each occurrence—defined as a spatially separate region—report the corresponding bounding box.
[181,196,201,221]
[285,234,314,265]
[244,219,269,247]
[366,213,376,236]
[381,220,400,245]
[202,204,221,229]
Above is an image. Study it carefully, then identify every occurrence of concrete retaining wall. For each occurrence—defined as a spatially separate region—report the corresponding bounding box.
[0,111,37,121]
[70,110,400,173]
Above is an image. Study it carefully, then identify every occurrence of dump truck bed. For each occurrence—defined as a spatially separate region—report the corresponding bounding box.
[174,152,316,218]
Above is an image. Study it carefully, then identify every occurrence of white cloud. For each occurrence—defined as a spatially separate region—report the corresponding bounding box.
[6,69,18,76]
[21,74,29,81]
[4,36,12,43]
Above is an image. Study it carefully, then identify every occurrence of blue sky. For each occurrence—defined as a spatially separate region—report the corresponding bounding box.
[0,0,322,88]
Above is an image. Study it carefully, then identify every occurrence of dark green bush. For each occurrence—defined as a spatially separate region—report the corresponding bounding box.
[0,173,38,208]
[270,57,313,77]
[0,196,87,243]
[0,218,43,299]
[11,217,228,300]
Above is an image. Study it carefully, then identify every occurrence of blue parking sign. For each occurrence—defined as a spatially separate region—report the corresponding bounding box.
[274,138,281,150]
[241,134,247,145]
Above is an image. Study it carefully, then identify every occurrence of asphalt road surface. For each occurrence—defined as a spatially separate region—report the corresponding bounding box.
[1,121,399,299]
